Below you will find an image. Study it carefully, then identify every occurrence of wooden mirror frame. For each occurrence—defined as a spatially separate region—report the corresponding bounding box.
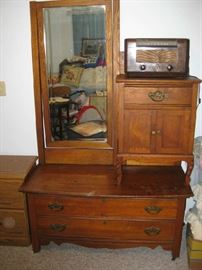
[30,0,120,165]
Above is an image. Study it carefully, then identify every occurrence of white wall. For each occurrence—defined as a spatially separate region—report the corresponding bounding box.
[0,0,201,156]
[0,0,37,155]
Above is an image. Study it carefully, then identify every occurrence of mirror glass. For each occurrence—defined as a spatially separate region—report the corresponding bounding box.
[43,6,107,142]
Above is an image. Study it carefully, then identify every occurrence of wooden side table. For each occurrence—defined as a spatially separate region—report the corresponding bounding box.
[0,155,37,246]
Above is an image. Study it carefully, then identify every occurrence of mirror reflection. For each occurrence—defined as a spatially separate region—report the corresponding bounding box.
[43,6,107,141]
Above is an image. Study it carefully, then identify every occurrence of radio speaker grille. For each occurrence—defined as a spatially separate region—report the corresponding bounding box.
[136,50,177,63]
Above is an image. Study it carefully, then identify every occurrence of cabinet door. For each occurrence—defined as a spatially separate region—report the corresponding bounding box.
[155,109,191,154]
[120,109,191,155]
[121,110,155,153]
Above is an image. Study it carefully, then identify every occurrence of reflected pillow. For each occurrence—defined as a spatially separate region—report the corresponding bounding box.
[60,66,84,88]
[79,68,96,90]
[95,66,106,90]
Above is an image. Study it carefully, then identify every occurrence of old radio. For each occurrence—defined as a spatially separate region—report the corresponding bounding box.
[124,38,189,78]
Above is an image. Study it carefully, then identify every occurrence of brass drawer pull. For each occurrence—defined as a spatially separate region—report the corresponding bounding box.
[145,206,162,215]
[144,227,161,236]
[48,202,64,211]
[148,90,166,102]
[50,224,66,232]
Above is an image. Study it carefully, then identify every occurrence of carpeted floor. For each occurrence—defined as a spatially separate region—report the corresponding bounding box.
[0,228,189,270]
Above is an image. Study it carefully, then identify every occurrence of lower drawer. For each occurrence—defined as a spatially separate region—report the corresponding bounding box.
[0,209,29,240]
[34,195,177,219]
[37,217,175,241]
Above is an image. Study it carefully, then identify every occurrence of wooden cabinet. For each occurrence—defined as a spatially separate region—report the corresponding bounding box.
[20,164,192,259]
[122,109,191,154]
[116,75,200,173]
[0,156,37,245]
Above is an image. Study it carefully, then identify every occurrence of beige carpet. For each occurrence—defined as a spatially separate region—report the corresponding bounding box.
[0,228,189,270]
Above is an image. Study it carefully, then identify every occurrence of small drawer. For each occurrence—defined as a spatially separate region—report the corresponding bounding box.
[34,195,177,219]
[124,87,192,105]
[37,217,175,241]
[0,209,29,239]
[0,179,24,209]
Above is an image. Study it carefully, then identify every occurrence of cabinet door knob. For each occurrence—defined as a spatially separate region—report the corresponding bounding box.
[48,202,64,211]
[145,206,162,214]
[144,227,161,236]
[151,130,161,135]
[50,224,66,232]
[148,90,165,102]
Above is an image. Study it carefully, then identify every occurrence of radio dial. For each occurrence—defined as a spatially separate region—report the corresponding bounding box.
[140,64,146,70]
[167,64,173,71]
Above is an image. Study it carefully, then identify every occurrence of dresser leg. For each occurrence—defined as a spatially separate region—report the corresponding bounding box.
[185,160,194,185]
[32,238,41,253]
[171,198,186,260]
[32,243,41,253]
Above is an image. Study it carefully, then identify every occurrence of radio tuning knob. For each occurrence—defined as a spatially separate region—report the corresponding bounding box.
[167,64,173,71]
[140,64,146,70]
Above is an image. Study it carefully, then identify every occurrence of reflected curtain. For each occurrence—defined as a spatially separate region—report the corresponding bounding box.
[72,14,105,55]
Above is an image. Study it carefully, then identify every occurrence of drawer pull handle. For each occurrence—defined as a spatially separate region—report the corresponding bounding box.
[50,224,66,232]
[145,206,162,215]
[48,202,64,211]
[148,91,165,102]
[144,227,161,236]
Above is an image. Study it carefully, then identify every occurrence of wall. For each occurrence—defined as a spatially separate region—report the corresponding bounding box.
[0,0,201,154]
[0,0,37,155]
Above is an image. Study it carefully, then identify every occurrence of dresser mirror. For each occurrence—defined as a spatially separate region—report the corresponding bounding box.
[30,0,118,164]
[33,0,113,145]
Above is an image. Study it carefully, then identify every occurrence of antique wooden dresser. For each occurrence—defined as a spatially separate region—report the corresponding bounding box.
[20,0,201,260]
[20,164,192,259]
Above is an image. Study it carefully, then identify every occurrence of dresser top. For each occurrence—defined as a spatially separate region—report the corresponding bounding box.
[116,74,201,85]
[0,155,37,179]
[20,164,192,198]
